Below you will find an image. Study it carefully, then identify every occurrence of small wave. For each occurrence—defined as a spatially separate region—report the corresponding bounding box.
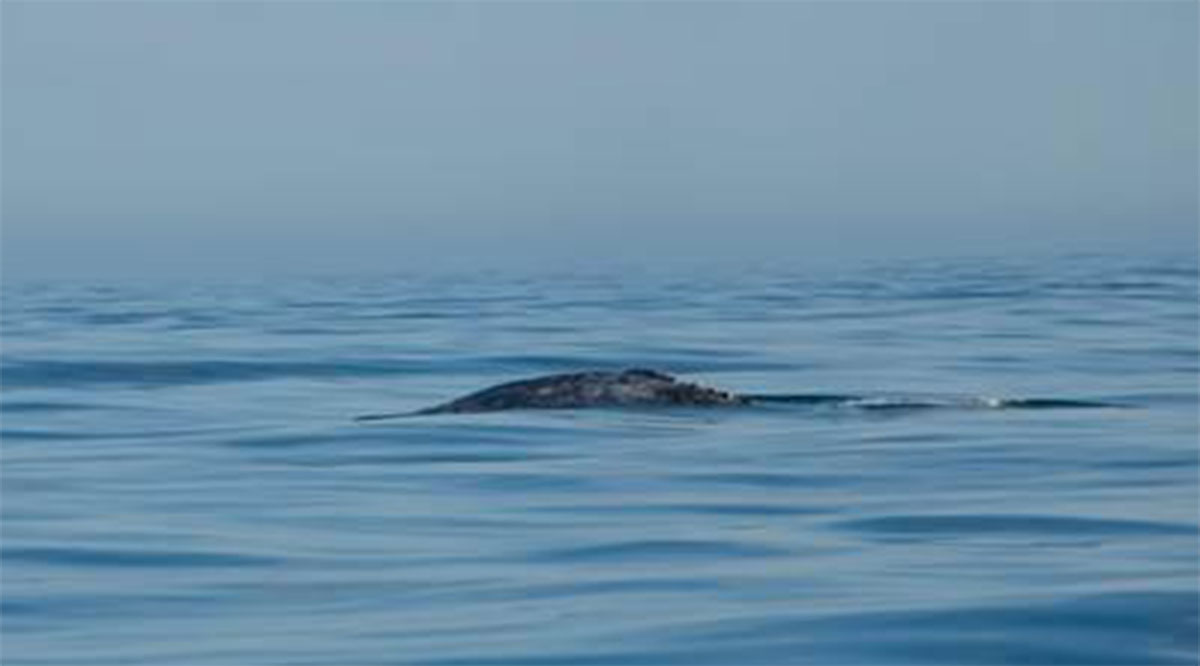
[0,400,116,413]
[835,514,1198,539]
[3,546,281,569]
[986,397,1127,409]
[535,539,790,563]
[2,424,256,443]
[751,394,1122,411]
[0,358,439,388]
[678,471,862,489]
[632,590,1199,666]
[533,501,831,518]
[846,396,1122,410]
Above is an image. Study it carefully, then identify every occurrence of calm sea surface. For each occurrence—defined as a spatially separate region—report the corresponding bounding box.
[3,253,1197,665]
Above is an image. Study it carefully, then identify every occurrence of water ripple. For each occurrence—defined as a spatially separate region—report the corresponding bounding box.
[534,539,792,563]
[4,546,281,569]
[836,514,1199,539]
[1,358,437,388]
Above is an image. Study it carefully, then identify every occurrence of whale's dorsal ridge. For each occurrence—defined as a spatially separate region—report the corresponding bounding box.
[405,367,743,416]
[621,368,673,381]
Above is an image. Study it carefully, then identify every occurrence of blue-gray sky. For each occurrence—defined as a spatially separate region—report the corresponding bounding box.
[3,1,1196,278]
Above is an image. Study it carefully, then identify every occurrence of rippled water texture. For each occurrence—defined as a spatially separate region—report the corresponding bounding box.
[3,254,1197,665]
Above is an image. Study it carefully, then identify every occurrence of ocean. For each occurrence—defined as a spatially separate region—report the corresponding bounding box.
[3,252,1197,665]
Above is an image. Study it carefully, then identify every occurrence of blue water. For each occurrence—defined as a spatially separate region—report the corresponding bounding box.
[3,253,1197,665]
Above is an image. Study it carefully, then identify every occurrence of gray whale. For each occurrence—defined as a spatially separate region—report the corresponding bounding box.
[354,368,1118,421]
[357,369,747,420]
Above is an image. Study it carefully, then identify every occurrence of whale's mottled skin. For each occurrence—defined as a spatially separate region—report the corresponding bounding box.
[418,368,745,414]
[354,368,1120,421]
[356,369,747,420]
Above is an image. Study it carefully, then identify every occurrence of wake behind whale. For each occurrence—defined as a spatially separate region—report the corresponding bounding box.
[354,368,1119,421]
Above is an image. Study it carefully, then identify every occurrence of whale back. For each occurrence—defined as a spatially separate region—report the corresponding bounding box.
[415,368,746,415]
[353,369,1125,421]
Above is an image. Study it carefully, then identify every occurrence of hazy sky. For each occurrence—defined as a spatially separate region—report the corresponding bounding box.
[3,1,1196,278]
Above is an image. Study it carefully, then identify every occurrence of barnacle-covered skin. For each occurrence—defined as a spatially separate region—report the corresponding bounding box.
[415,368,747,415]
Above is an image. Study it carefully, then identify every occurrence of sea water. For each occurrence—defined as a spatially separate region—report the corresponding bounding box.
[3,252,1197,665]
